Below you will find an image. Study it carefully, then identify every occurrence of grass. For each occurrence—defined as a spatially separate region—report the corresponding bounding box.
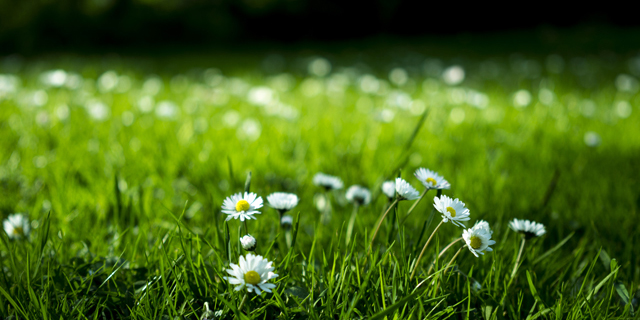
[0,47,639,319]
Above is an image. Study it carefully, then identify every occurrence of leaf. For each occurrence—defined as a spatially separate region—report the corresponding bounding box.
[532,232,573,265]
[599,249,612,271]
[369,291,420,320]
[614,282,634,316]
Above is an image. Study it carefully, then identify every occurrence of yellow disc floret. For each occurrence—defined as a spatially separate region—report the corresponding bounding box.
[469,236,482,249]
[236,200,250,212]
[426,177,437,186]
[13,226,24,236]
[244,270,261,285]
[446,206,456,217]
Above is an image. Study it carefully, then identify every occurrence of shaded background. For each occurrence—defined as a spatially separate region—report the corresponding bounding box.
[2,0,640,54]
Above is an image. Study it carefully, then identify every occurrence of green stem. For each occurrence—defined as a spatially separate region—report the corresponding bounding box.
[235,293,248,319]
[427,237,463,274]
[410,220,444,280]
[434,245,465,294]
[510,236,526,279]
[369,198,399,253]
[403,188,430,220]
[346,204,359,246]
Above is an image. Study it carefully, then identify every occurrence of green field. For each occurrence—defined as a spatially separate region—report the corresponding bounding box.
[1,48,639,319]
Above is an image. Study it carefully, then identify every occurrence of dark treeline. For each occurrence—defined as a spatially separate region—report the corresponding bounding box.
[0,0,637,54]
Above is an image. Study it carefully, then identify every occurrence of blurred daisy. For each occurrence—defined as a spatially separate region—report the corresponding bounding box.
[3,213,30,240]
[222,192,263,221]
[313,172,344,190]
[381,180,396,199]
[281,215,293,228]
[509,218,546,238]
[434,195,470,227]
[240,234,256,251]
[345,185,372,206]
[395,178,420,200]
[414,168,450,189]
[267,192,299,214]
[474,220,493,234]
[463,223,495,257]
[225,253,278,295]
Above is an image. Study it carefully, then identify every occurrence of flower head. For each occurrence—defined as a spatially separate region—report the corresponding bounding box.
[222,192,263,221]
[313,172,344,190]
[267,192,299,214]
[414,168,450,190]
[225,253,278,295]
[434,195,470,227]
[474,220,493,234]
[509,218,546,238]
[345,185,372,206]
[3,214,30,240]
[395,178,420,200]
[240,234,256,251]
[462,223,496,257]
[381,180,396,199]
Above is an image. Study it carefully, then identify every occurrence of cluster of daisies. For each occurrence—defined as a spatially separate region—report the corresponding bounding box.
[2,168,547,298]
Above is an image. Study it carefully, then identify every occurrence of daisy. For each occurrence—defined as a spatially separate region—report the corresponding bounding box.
[222,192,263,221]
[395,178,420,200]
[462,223,496,257]
[3,213,30,240]
[474,220,493,234]
[313,172,344,190]
[345,185,371,206]
[267,192,299,214]
[381,180,396,199]
[225,253,278,295]
[509,218,546,238]
[240,234,256,251]
[414,168,450,189]
[433,195,470,227]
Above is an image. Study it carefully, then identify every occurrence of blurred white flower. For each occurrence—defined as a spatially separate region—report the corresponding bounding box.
[3,213,30,240]
[267,192,299,213]
[509,218,546,238]
[414,168,450,190]
[381,180,396,199]
[345,185,371,206]
[313,172,344,190]
[395,178,420,200]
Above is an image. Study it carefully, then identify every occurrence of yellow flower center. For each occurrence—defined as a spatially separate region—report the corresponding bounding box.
[469,236,482,249]
[446,206,456,217]
[236,200,250,212]
[244,270,261,285]
[426,177,437,186]
[12,226,24,236]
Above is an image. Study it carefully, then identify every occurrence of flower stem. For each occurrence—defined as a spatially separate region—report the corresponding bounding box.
[404,188,430,219]
[428,237,463,274]
[346,204,359,246]
[369,198,399,253]
[410,220,444,280]
[510,236,526,279]
[235,293,248,319]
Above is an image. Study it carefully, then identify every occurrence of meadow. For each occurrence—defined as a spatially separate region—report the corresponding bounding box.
[1,47,639,319]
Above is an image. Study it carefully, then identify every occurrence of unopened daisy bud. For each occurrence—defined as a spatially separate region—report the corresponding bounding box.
[281,214,293,228]
[3,213,30,240]
[395,178,420,200]
[313,172,344,190]
[201,302,215,320]
[240,234,256,251]
[414,168,450,190]
[345,185,371,206]
[434,195,470,227]
[509,218,546,238]
[381,180,396,199]
[462,223,496,257]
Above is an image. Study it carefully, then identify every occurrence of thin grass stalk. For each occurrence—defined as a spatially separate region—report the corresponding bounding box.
[428,237,463,274]
[403,188,429,220]
[369,198,399,252]
[511,236,526,279]
[346,204,359,246]
[410,220,444,280]
[434,245,465,294]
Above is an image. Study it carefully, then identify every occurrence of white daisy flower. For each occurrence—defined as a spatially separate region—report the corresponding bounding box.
[414,168,450,189]
[381,180,396,199]
[225,253,278,295]
[462,223,496,257]
[240,234,256,251]
[345,185,372,206]
[267,192,299,213]
[509,218,546,238]
[395,178,420,200]
[221,192,263,221]
[281,215,293,227]
[474,220,493,234]
[313,172,344,190]
[434,195,470,227]
[3,213,30,240]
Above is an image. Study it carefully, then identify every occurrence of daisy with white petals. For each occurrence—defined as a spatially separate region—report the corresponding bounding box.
[225,253,278,295]
[313,172,344,190]
[381,180,396,199]
[267,192,299,214]
[463,223,496,257]
[3,213,30,240]
[222,192,263,221]
[434,195,470,227]
[395,177,420,200]
[345,185,372,206]
[509,218,546,238]
[414,168,450,190]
